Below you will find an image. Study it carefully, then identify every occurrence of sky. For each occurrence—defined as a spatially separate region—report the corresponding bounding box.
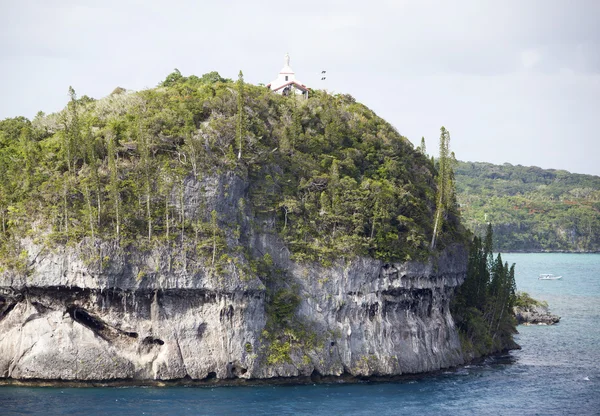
[1,0,599,175]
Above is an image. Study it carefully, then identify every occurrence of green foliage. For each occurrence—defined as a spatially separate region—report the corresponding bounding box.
[514,291,548,308]
[431,127,457,250]
[456,161,600,251]
[161,69,184,87]
[452,225,518,357]
[0,75,466,273]
[246,95,462,263]
[267,288,301,327]
[236,70,245,160]
[161,69,230,88]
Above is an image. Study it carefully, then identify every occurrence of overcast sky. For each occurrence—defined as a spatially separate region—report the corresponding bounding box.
[1,0,599,175]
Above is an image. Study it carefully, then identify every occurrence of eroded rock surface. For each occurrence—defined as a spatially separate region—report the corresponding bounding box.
[0,244,466,381]
[0,173,468,382]
[514,304,560,326]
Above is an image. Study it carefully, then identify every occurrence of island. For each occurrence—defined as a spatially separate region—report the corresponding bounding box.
[0,69,518,384]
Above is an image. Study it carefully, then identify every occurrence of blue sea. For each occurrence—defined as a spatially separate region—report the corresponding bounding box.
[1,253,598,415]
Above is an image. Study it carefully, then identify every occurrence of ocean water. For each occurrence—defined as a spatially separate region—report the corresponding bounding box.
[1,253,598,415]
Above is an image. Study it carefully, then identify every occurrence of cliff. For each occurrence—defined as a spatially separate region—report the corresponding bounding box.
[0,75,470,382]
[0,240,467,382]
[0,173,468,382]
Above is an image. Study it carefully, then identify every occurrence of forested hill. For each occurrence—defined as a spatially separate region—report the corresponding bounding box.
[455,161,600,252]
[0,70,465,272]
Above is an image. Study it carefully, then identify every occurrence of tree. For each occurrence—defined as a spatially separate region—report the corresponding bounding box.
[135,101,153,242]
[199,71,227,84]
[161,69,184,87]
[236,70,246,160]
[279,197,299,232]
[63,86,82,173]
[17,125,36,190]
[211,209,218,266]
[417,136,427,155]
[431,127,454,249]
[107,127,120,241]
[452,224,517,356]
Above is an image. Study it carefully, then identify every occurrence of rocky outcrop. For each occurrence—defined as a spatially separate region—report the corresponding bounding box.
[514,304,560,326]
[0,173,468,382]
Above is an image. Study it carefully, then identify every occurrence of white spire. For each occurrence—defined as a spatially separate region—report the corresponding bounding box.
[280,53,294,74]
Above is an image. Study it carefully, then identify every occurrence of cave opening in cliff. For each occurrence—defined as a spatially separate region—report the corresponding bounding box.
[67,305,105,331]
[142,336,164,345]
[0,298,17,322]
[310,369,323,382]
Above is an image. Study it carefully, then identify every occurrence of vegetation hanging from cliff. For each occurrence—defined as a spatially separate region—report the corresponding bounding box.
[452,224,518,357]
[455,161,600,252]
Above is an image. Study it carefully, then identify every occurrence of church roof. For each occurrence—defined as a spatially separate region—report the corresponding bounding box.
[267,80,309,92]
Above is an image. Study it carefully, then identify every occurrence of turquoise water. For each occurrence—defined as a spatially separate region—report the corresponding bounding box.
[1,253,599,415]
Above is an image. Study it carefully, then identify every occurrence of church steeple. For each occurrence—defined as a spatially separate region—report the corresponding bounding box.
[266,53,309,98]
[280,53,294,75]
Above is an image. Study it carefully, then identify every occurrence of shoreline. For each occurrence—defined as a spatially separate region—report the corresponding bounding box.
[0,351,516,389]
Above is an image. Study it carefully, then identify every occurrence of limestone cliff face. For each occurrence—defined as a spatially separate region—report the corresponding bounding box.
[0,174,468,382]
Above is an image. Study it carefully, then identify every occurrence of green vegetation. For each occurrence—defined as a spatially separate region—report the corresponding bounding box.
[254,254,321,365]
[0,71,474,365]
[0,70,465,274]
[455,161,600,252]
[430,127,457,250]
[452,224,518,357]
[514,291,547,308]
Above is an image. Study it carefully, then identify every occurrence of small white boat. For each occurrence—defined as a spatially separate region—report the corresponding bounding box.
[539,274,562,280]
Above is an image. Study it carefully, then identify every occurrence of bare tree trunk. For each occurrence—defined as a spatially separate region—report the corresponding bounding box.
[85,183,95,242]
[370,203,378,240]
[180,180,185,244]
[63,177,69,236]
[165,196,169,241]
[430,201,443,250]
[212,237,216,266]
[147,190,151,242]
[97,192,101,227]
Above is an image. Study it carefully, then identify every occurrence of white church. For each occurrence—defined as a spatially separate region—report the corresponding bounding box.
[266,53,310,98]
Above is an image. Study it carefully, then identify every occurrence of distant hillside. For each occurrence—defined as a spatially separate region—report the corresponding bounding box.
[455,161,600,252]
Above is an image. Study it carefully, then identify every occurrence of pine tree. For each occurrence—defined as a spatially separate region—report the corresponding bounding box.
[430,127,453,249]
[452,223,518,355]
[236,70,245,160]
[135,103,152,242]
[65,86,81,172]
[107,127,120,241]
[211,209,218,266]
[418,136,427,155]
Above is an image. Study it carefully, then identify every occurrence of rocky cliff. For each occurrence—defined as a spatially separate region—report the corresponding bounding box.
[0,81,470,383]
[0,172,468,382]
[0,241,466,382]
